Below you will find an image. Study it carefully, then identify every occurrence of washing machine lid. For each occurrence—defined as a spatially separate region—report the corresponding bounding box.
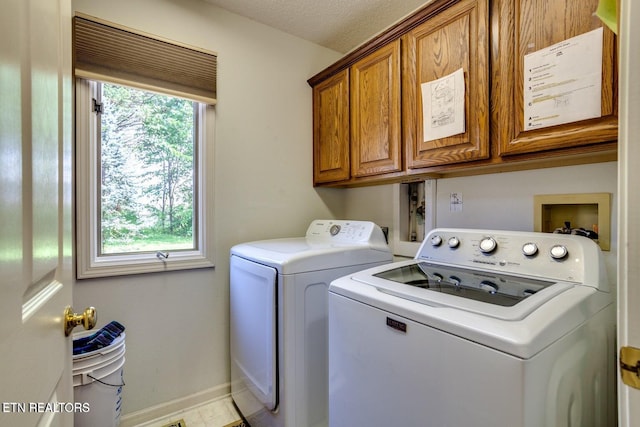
[332,260,612,358]
[232,238,392,274]
[350,260,574,321]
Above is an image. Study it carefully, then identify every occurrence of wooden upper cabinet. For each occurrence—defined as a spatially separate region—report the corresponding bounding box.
[492,0,618,156]
[350,40,402,177]
[403,0,489,169]
[313,69,350,184]
[308,0,617,186]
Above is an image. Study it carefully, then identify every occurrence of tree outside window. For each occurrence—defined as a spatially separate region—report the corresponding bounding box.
[99,83,196,254]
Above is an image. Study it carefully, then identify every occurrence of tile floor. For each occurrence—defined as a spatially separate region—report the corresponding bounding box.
[134,396,243,427]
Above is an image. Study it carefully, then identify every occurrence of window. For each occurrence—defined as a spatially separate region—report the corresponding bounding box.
[73,15,216,278]
[100,82,195,255]
[76,80,214,278]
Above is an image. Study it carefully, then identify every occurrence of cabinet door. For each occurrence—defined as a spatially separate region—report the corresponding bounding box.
[313,69,350,184]
[350,40,402,177]
[403,0,489,169]
[493,0,617,156]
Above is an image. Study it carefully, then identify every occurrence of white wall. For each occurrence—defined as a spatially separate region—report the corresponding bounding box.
[72,0,344,417]
[343,162,618,282]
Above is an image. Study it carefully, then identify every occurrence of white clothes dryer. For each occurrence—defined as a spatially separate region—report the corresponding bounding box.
[328,228,616,427]
[230,220,392,427]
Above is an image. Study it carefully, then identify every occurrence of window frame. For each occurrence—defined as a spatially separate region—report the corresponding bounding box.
[75,79,215,279]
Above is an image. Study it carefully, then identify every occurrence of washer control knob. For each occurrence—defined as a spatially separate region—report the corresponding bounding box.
[430,235,443,247]
[479,237,497,253]
[448,236,460,248]
[522,242,538,257]
[329,224,341,236]
[550,244,568,260]
[479,280,499,294]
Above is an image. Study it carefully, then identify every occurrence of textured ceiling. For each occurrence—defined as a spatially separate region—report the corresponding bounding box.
[202,0,431,53]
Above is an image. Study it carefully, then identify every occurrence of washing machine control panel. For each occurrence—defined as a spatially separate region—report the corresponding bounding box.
[417,228,604,287]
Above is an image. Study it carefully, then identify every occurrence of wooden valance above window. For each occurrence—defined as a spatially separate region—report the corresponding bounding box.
[73,14,217,105]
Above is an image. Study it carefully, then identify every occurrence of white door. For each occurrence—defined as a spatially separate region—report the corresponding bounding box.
[0,0,75,426]
[618,0,640,425]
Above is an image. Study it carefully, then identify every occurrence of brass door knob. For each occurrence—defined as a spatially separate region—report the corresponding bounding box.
[63,306,97,336]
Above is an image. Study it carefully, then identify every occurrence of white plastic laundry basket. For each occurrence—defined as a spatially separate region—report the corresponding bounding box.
[73,331,125,427]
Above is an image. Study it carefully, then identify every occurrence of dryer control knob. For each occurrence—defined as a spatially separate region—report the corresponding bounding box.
[479,237,497,253]
[550,244,568,260]
[448,236,460,248]
[430,235,443,246]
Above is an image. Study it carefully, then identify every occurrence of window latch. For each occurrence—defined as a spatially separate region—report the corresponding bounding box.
[92,98,103,114]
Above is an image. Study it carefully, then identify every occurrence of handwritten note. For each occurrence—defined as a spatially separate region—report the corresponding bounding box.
[421,68,465,142]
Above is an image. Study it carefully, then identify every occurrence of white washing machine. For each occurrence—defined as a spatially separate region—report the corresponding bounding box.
[230,220,393,427]
[329,228,616,427]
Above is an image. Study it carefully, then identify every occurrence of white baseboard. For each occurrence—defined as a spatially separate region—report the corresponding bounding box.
[119,383,231,427]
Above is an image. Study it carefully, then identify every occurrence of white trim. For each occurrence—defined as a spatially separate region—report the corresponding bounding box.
[618,0,640,424]
[119,384,230,427]
[75,80,215,278]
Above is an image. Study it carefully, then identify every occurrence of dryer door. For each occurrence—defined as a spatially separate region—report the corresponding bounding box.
[230,255,278,411]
